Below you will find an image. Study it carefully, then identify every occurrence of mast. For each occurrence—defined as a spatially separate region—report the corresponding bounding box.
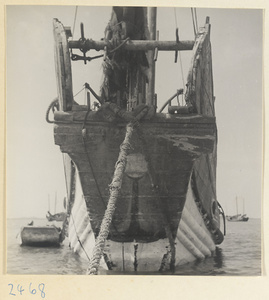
[236,196,238,215]
[54,191,57,214]
[147,7,157,106]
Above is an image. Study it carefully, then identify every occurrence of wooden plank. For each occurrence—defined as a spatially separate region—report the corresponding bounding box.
[69,39,195,52]
[53,19,73,111]
[147,7,157,105]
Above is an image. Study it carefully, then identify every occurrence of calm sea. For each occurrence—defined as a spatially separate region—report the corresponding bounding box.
[6,218,261,275]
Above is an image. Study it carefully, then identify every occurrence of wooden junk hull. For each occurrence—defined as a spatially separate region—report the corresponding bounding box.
[54,112,222,272]
[20,226,61,247]
[51,8,224,273]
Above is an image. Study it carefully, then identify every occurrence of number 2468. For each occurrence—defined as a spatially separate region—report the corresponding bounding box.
[8,283,45,298]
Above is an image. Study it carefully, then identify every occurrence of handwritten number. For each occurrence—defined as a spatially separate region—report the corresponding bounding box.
[29,283,36,294]
[38,283,45,298]
[9,283,45,298]
[8,284,16,296]
[17,284,25,295]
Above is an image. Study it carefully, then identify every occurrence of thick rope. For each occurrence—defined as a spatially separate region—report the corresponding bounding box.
[45,98,59,123]
[87,122,134,275]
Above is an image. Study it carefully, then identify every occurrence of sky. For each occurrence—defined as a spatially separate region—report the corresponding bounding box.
[6,6,263,219]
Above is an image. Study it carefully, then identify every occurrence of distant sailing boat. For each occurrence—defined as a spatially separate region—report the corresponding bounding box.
[226,197,249,222]
[46,192,67,222]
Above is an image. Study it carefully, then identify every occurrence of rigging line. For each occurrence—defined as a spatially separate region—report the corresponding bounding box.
[70,210,91,262]
[194,165,216,197]
[173,7,178,28]
[72,6,78,39]
[178,52,185,92]
[62,154,70,201]
[194,8,198,33]
[73,86,85,98]
[81,124,107,210]
[173,8,185,95]
[191,8,197,37]
[205,154,217,199]
[201,83,215,116]
[81,111,120,234]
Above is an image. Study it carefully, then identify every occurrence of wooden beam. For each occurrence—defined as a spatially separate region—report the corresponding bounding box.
[147,7,157,106]
[68,39,194,52]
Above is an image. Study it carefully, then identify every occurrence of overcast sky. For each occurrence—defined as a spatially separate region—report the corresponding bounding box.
[6,6,262,219]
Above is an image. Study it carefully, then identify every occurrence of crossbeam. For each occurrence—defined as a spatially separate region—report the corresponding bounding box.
[68,39,195,52]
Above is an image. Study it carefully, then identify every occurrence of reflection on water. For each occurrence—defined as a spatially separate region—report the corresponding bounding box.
[7,218,261,275]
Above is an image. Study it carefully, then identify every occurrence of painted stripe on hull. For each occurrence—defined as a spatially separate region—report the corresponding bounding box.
[68,171,216,273]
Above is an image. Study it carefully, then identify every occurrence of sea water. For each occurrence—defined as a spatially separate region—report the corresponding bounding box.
[6,218,261,275]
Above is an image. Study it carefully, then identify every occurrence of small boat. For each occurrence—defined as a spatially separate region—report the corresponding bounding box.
[20,225,62,246]
[46,211,67,222]
[226,197,249,222]
[226,214,249,222]
[46,193,67,222]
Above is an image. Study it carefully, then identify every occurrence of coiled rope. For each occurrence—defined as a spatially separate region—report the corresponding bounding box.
[87,122,135,275]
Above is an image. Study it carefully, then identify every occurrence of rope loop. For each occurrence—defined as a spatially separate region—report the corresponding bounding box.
[45,98,59,124]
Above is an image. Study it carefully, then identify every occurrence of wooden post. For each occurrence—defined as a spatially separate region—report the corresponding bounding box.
[147,7,157,106]
[68,39,194,51]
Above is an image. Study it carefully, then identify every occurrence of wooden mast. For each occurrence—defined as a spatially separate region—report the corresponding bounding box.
[147,7,157,106]
[236,196,238,215]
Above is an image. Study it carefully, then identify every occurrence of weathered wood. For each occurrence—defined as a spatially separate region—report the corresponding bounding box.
[184,18,218,223]
[52,15,220,247]
[185,21,214,116]
[53,113,216,242]
[68,39,195,52]
[53,19,73,111]
[147,7,157,105]
[54,110,216,124]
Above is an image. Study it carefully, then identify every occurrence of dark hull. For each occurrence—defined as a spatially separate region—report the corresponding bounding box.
[54,111,217,243]
[50,9,224,272]
[20,226,61,247]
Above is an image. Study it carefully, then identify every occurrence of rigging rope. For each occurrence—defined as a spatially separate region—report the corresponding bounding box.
[45,98,59,123]
[191,8,197,37]
[194,8,198,33]
[81,102,121,235]
[87,122,135,275]
[173,8,185,100]
[61,148,93,261]
[86,104,149,274]
[60,154,70,242]
[73,86,85,98]
[70,210,91,261]
[173,8,178,28]
[72,6,78,39]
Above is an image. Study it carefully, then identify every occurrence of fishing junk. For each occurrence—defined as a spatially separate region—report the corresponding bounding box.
[49,7,224,274]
